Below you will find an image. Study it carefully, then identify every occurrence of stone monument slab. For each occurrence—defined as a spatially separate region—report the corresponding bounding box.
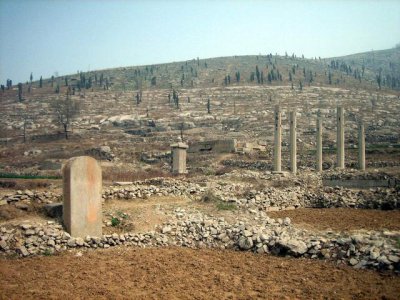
[63,156,102,238]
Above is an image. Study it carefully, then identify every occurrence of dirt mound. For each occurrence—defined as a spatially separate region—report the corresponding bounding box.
[1,247,399,299]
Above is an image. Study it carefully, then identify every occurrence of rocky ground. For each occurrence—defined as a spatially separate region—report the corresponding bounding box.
[1,171,399,277]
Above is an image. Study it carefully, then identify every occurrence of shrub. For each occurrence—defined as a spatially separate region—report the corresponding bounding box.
[216,202,237,211]
[111,217,120,227]
[200,189,221,202]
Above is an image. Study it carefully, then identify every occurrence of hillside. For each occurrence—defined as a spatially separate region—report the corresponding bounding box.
[0,48,399,177]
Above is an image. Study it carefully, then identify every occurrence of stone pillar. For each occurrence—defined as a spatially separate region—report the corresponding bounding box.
[273,105,282,172]
[63,156,102,238]
[358,120,366,171]
[316,117,323,172]
[171,141,189,174]
[289,110,297,174]
[336,106,345,169]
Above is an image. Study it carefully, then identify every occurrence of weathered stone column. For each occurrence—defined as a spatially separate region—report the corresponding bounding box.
[273,105,282,172]
[316,117,323,172]
[358,120,366,171]
[336,106,345,169]
[63,156,102,238]
[171,140,189,174]
[289,110,297,174]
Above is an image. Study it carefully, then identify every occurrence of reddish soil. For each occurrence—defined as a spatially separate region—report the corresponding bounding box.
[268,208,400,231]
[1,247,399,299]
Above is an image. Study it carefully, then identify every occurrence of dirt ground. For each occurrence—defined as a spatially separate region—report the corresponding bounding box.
[0,247,399,300]
[267,208,400,232]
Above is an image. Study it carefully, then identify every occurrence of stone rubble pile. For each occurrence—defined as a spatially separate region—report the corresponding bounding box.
[103,178,204,200]
[242,186,400,211]
[1,212,399,272]
[2,177,398,212]
[84,146,115,161]
[323,171,398,182]
[0,190,61,208]
[221,159,271,170]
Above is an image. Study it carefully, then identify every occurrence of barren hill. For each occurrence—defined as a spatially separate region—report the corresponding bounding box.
[0,48,399,177]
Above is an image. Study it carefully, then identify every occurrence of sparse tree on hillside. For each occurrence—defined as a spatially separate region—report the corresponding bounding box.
[16,107,32,143]
[175,93,179,109]
[51,76,54,87]
[18,83,23,101]
[376,70,382,90]
[52,91,79,139]
[30,73,33,83]
[180,122,184,140]
[1,85,4,92]
[39,76,43,88]
[256,65,260,83]
[235,71,240,83]
[207,98,211,114]
[136,93,140,106]
[267,73,272,83]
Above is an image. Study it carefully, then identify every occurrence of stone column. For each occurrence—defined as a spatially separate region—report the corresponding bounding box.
[171,141,189,174]
[316,117,323,172]
[273,105,282,172]
[358,120,366,171]
[336,106,345,169]
[289,110,297,174]
[63,156,102,238]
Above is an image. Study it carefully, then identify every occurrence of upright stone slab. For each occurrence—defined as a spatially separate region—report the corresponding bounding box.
[336,106,345,169]
[63,156,102,238]
[358,120,366,171]
[289,110,297,174]
[171,141,189,174]
[273,105,282,172]
[316,116,323,172]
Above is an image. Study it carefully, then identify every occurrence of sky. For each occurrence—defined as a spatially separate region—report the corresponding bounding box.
[0,0,399,85]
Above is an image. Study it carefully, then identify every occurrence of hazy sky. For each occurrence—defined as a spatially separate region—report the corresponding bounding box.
[1,0,399,84]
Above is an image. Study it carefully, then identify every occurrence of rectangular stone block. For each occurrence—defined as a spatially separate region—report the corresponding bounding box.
[63,156,102,238]
[171,142,188,174]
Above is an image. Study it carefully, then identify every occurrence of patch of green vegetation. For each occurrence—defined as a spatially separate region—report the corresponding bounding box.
[203,168,215,176]
[0,173,61,180]
[43,249,53,256]
[111,217,121,227]
[116,211,128,219]
[216,202,237,211]
[200,189,237,211]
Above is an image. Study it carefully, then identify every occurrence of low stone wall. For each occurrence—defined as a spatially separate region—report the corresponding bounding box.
[188,139,237,153]
[2,178,399,211]
[322,179,396,189]
[1,214,399,272]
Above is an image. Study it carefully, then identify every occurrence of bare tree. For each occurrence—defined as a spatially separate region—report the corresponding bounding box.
[51,91,79,139]
[17,108,32,143]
